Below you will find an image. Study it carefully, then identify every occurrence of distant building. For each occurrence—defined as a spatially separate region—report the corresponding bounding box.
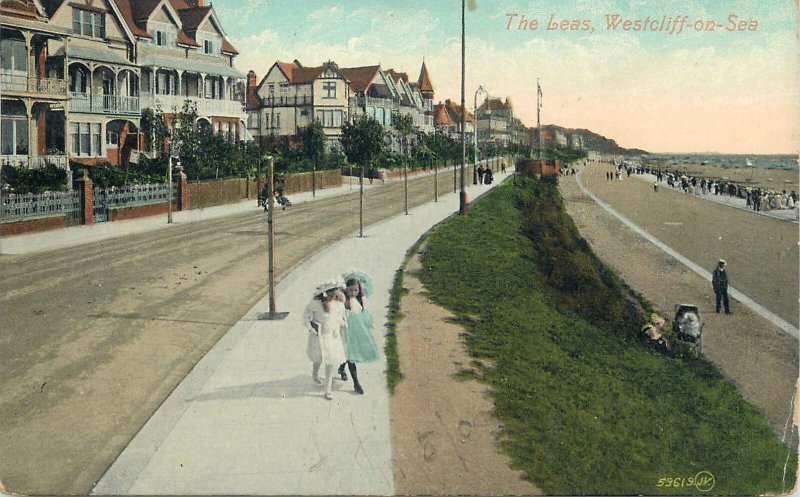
[250,59,350,149]
[433,99,474,143]
[476,97,514,147]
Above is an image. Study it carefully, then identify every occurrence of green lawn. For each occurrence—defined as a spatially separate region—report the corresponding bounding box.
[414,175,795,495]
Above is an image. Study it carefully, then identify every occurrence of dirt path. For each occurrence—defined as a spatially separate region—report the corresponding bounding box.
[391,248,541,496]
[0,170,474,495]
[560,166,798,435]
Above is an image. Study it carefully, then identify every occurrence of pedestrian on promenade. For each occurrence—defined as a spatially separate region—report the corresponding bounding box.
[303,279,348,400]
[653,181,658,192]
[712,259,731,315]
[338,270,379,395]
[477,165,484,184]
[501,161,507,173]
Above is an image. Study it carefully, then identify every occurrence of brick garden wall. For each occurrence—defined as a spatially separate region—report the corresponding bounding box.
[0,216,66,236]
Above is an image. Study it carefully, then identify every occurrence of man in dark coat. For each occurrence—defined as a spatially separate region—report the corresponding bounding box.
[477,165,484,184]
[712,259,731,314]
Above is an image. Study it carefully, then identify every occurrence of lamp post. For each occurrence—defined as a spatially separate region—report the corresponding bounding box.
[473,85,486,185]
[262,154,287,320]
[458,0,468,216]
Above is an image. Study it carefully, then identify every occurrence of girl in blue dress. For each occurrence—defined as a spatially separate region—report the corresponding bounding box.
[339,271,379,394]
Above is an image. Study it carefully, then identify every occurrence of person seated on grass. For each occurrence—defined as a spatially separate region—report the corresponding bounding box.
[642,313,669,353]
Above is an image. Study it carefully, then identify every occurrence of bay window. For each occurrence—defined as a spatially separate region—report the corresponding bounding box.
[1,117,28,155]
[70,122,103,157]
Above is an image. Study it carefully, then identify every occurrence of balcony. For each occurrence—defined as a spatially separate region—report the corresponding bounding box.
[350,96,400,110]
[1,155,68,170]
[261,95,312,107]
[70,93,140,115]
[140,93,245,119]
[1,74,68,97]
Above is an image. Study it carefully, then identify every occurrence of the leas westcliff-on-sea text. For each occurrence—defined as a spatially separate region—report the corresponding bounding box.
[505,13,759,34]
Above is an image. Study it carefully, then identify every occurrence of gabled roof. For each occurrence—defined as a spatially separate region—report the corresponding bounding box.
[386,69,409,84]
[434,104,454,126]
[114,0,151,37]
[340,65,381,93]
[417,61,434,93]
[440,99,474,125]
[478,97,512,112]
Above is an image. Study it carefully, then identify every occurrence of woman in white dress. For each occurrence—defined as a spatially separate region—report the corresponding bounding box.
[303,279,347,400]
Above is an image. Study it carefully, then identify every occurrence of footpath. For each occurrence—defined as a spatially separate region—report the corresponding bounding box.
[0,162,475,256]
[89,170,510,495]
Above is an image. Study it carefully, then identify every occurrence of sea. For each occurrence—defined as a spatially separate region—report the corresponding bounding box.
[644,154,798,171]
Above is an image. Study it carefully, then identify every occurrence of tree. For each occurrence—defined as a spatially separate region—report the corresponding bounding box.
[340,116,384,168]
[300,120,326,165]
[392,113,415,159]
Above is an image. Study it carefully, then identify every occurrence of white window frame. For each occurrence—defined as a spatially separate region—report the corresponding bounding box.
[322,81,336,99]
[70,122,103,158]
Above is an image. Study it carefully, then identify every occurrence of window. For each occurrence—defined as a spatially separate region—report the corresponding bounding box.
[222,122,229,142]
[203,40,215,55]
[322,81,336,99]
[0,38,27,72]
[1,118,28,155]
[73,9,105,38]
[275,113,281,128]
[154,29,176,48]
[316,110,342,128]
[71,122,102,157]
[107,130,119,146]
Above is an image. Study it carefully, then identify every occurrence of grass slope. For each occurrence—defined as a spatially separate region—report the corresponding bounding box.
[417,175,796,495]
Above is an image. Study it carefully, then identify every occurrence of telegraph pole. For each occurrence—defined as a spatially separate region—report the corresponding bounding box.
[262,155,287,320]
[537,78,543,161]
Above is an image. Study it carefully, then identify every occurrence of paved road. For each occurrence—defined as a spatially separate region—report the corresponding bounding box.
[0,166,479,495]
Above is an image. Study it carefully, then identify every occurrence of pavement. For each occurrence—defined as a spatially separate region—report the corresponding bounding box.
[0,162,474,256]
[84,166,511,495]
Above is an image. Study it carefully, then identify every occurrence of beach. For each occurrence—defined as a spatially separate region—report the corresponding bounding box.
[643,160,798,192]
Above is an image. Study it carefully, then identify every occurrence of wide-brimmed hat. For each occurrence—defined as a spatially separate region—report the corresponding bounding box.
[718,259,726,265]
[342,270,373,297]
[314,278,345,298]
[649,313,665,328]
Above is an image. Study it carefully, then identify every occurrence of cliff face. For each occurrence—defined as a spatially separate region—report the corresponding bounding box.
[541,125,648,156]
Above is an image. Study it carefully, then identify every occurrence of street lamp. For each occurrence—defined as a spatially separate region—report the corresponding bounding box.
[261,154,288,320]
[458,0,468,216]
[473,85,487,184]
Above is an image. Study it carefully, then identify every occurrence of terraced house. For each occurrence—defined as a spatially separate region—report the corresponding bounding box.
[1,0,70,170]
[342,61,434,138]
[0,0,246,176]
[117,0,246,147]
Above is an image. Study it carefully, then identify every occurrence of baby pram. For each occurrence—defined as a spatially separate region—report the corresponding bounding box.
[672,304,704,354]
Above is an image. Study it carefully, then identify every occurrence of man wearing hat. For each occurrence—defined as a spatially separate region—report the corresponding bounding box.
[712,259,731,314]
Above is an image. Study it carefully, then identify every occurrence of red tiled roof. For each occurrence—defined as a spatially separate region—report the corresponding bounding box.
[270,61,326,84]
[340,65,380,93]
[221,38,238,55]
[115,0,155,37]
[386,69,409,84]
[417,62,433,93]
[478,97,511,112]
[175,5,210,31]
[434,104,454,126]
[440,100,474,125]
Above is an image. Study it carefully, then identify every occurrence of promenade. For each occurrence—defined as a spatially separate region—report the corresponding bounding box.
[561,164,798,435]
[90,171,509,495]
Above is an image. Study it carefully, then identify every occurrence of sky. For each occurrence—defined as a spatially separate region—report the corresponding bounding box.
[216,0,799,154]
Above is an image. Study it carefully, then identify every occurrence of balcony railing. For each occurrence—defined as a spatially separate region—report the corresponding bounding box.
[350,96,400,110]
[70,93,141,115]
[140,93,245,118]
[261,95,312,107]
[1,74,68,96]
[1,155,68,170]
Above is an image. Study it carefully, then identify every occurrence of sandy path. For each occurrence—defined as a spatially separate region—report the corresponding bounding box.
[560,165,798,435]
[391,249,542,495]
